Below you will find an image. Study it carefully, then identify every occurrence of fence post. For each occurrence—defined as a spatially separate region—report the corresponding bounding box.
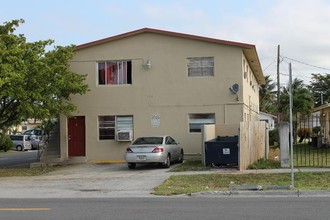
[279,122,290,168]
[265,123,269,160]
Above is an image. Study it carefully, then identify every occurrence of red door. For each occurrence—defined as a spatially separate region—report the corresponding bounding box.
[68,116,86,157]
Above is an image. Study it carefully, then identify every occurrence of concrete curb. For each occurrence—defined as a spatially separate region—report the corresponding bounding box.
[190,190,330,197]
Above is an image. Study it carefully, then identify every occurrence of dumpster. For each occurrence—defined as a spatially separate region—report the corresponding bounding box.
[205,136,239,167]
[311,136,322,148]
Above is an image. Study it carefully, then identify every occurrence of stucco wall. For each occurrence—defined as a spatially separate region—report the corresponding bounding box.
[242,54,260,121]
[62,32,261,161]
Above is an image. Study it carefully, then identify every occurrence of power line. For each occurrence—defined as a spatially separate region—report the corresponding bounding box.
[281,59,312,80]
[262,60,276,72]
[282,56,330,71]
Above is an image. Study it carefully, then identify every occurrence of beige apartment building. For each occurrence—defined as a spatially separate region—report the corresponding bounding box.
[58,28,265,162]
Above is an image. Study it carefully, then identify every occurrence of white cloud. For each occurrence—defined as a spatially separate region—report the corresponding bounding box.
[200,0,330,82]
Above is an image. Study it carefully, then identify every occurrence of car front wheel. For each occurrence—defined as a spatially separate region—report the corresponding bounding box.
[16,145,23,151]
[178,150,184,163]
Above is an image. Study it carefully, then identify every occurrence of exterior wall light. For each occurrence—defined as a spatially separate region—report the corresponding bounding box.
[143,59,152,70]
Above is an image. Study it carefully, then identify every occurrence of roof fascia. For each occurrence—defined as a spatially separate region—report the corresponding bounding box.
[75,28,265,84]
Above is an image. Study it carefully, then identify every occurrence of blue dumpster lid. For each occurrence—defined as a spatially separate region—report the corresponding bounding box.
[206,135,238,142]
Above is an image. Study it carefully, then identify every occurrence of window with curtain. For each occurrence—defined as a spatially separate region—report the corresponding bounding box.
[187,57,214,77]
[188,113,215,133]
[98,61,132,85]
[98,115,133,140]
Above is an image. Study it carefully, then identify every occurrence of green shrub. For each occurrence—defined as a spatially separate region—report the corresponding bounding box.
[0,134,13,152]
[297,127,312,138]
[248,158,281,169]
[312,126,321,136]
[297,128,312,143]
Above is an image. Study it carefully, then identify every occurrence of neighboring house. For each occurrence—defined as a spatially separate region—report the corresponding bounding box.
[10,119,42,134]
[313,103,330,146]
[259,112,276,130]
[298,111,321,130]
[58,28,265,162]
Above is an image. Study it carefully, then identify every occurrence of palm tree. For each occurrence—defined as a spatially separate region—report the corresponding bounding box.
[308,73,330,106]
[279,78,314,143]
[259,75,277,113]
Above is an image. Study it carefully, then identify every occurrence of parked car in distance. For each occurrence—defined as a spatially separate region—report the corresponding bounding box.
[23,129,47,150]
[8,134,32,151]
[125,135,184,169]
[30,137,45,150]
[23,129,45,136]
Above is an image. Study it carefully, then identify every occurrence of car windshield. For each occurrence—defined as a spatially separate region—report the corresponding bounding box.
[133,137,163,145]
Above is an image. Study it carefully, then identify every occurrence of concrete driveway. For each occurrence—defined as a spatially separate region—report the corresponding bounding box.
[0,163,174,198]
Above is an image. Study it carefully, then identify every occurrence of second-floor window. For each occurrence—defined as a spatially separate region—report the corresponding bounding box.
[187,57,214,77]
[98,61,132,85]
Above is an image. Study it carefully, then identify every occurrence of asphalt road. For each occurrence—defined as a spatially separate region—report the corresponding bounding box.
[0,150,39,168]
[0,197,329,220]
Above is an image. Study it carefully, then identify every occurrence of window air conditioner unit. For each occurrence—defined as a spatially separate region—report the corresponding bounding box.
[116,130,133,141]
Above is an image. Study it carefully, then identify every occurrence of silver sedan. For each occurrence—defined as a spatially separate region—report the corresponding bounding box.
[125,135,184,169]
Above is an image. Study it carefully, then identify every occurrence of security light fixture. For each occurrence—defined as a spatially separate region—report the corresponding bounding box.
[143,59,152,70]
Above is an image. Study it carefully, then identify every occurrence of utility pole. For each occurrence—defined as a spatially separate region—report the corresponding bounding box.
[289,63,294,188]
[277,45,281,123]
[321,92,324,105]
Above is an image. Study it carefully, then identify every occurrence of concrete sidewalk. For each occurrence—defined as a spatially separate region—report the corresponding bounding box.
[0,163,330,198]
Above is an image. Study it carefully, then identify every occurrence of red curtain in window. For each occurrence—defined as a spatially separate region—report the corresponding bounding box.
[103,62,128,84]
[106,63,115,84]
[112,63,117,84]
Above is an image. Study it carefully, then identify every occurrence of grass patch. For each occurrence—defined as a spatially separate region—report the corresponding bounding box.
[0,166,62,177]
[171,160,210,172]
[248,158,281,169]
[154,172,330,195]
[293,143,330,167]
[269,143,330,167]
[0,150,18,155]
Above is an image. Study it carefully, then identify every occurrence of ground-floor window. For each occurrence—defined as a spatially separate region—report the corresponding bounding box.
[98,115,133,140]
[188,113,215,133]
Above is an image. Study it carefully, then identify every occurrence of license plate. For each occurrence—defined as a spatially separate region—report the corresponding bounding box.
[137,155,146,160]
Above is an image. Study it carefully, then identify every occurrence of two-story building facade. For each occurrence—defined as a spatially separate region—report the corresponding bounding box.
[58,28,265,162]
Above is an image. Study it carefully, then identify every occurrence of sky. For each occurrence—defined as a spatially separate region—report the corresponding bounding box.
[2,0,330,86]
